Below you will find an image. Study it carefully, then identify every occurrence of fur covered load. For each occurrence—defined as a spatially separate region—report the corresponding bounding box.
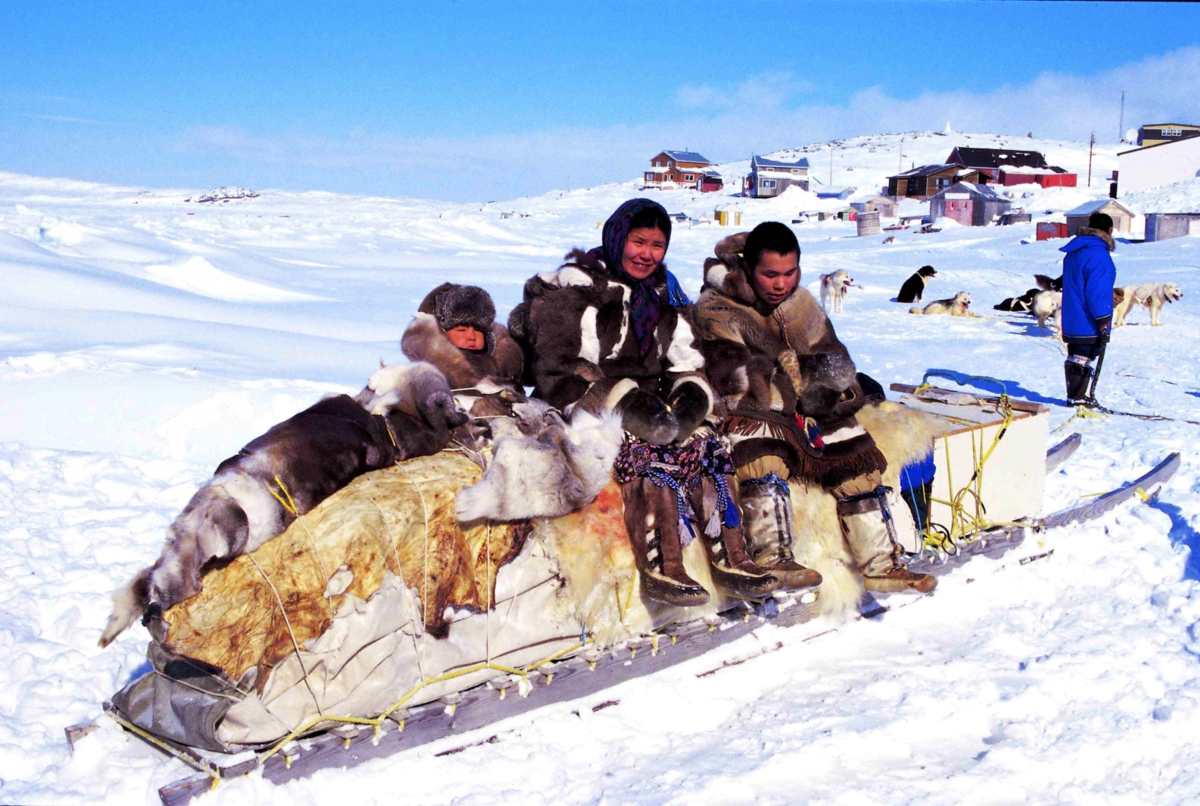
[99,362,466,648]
[456,399,625,522]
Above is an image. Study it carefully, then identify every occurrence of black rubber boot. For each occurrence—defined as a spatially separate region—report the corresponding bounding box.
[1064,359,1094,405]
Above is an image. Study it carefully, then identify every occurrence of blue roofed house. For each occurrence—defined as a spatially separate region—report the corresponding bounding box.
[815,186,855,200]
[748,155,810,198]
[644,150,714,190]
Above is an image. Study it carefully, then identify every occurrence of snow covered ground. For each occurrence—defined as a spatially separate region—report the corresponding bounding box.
[2,132,1199,804]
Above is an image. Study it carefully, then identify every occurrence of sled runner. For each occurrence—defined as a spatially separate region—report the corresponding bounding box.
[94,383,1179,806]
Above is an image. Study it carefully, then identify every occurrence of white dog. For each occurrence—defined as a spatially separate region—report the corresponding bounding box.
[1032,290,1062,334]
[1113,282,1183,327]
[820,270,854,313]
[910,291,972,316]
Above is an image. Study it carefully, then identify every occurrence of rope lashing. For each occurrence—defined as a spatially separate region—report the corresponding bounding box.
[744,472,791,497]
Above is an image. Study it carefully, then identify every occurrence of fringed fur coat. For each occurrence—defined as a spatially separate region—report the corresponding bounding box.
[508,248,713,416]
[697,232,884,488]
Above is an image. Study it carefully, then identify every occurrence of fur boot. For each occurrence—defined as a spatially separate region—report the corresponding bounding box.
[837,489,936,593]
[620,478,710,607]
[738,476,822,590]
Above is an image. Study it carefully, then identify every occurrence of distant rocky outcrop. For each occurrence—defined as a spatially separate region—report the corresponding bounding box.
[193,186,259,203]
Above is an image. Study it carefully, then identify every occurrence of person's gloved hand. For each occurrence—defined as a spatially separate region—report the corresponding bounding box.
[668,380,711,442]
[795,353,857,420]
[617,388,678,444]
[1095,315,1112,343]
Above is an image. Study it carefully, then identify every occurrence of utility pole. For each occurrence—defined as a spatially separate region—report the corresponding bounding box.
[1087,132,1095,187]
[1118,90,1125,142]
[899,137,904,174]
[829,145,833,185]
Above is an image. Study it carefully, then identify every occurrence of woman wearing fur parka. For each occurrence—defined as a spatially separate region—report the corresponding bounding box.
[508,198,779,607]
[696,223,935,595]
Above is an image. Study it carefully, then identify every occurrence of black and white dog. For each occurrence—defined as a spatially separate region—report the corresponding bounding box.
[896,265,937,303]
[995,274,1061,312]
[99,362,467,647]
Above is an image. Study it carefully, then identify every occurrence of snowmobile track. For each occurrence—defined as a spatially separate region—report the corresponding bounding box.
[140,449,1179,806]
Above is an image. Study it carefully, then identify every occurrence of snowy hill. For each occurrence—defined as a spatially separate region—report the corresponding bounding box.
[1,131,1199,805]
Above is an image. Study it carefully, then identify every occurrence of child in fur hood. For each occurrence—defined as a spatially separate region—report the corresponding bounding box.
[696,222,936,596]
[508,198,781,607]
[401,282,525,421]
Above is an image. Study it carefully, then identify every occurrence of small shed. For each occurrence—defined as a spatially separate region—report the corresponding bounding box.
[852,196,898,217]
[1145,213,1200,242]
[816,186,855,200]
[696,171,724,193]
[1064,199,1136,234]
[1000,211,1032,226]
[929,183,1012,227]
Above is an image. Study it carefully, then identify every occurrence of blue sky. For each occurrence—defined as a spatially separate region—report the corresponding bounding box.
[3,2,1199,200]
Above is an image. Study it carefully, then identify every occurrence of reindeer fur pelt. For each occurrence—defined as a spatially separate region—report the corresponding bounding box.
[99,362,465,648]
[456,399,625,522]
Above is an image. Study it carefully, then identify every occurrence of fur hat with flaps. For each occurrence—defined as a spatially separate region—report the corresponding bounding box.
[420,283,496,333]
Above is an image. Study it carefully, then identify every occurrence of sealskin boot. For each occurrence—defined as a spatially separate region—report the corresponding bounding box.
[837,489,936,594]
[739,477,823,590]
[621,480,710,607]
[694,476,780,598]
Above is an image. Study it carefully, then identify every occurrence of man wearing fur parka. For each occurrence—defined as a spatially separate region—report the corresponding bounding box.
[696,222,935,594]
[509,198,779,607]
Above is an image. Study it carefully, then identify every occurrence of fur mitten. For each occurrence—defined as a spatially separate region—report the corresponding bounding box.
[795,353,857,420]
[669,381,711,442]
[618,388,678,445]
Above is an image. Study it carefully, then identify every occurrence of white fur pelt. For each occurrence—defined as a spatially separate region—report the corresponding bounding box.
[456,400,625,522]
[790,400,951,619]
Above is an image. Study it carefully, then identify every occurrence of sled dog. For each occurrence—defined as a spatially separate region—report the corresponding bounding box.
[99,362,467,648]
[1113,282,1183,327]
[1031,290,1062,333]
[896,265,936,303]
[910,292,971,316]
[819,270,853,313]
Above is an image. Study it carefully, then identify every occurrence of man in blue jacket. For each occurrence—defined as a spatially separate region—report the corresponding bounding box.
[1060,211,1117,405]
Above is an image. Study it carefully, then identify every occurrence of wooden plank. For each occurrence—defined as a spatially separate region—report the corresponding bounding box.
[889,383,1047,415]
[1046,433,1083,473]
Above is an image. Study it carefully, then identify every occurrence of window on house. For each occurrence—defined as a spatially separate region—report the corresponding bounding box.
[762,179,776,189]
[1162,128,1182,137]
[685,174,694,181]
[937,177,950,189]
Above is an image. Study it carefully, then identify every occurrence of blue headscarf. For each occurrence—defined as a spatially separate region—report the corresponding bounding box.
[591,198,689,358]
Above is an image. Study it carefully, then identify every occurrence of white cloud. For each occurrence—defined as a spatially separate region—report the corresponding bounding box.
[173,47,1200,201]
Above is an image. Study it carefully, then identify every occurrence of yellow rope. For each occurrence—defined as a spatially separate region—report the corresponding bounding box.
[257,638,589,765]
[920,397,1017,553]
[107,709,221,789]
[267,475,334,618]
[1053,405,1108,433]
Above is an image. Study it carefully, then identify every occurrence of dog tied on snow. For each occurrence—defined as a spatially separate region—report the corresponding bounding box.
[896,265,936,303]
[819,269,853,313]
[910,291,972,316]
[1113,282,1183,327]
[1032,290,1063,333]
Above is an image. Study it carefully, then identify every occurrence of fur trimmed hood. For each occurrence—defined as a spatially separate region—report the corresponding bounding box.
[702,232,770,310]
[401,294,523,391]
[1071,226,1116,252]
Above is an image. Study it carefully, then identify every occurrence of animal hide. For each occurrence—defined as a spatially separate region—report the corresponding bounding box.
[158,452,530,685]
[100,362,466,648]
[455,400,625,522]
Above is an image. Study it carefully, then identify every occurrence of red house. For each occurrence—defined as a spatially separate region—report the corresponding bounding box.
[948,147,1077,189]
[644,150,714,189]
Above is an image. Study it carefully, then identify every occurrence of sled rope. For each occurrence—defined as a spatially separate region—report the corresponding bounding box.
[256,637,589,766]
[106,708,222,790]
[1053,405,1108,433]
[921,398,1024,553]
[358,490,404,580]
[268,475,334,619]
[246,555,325,719]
